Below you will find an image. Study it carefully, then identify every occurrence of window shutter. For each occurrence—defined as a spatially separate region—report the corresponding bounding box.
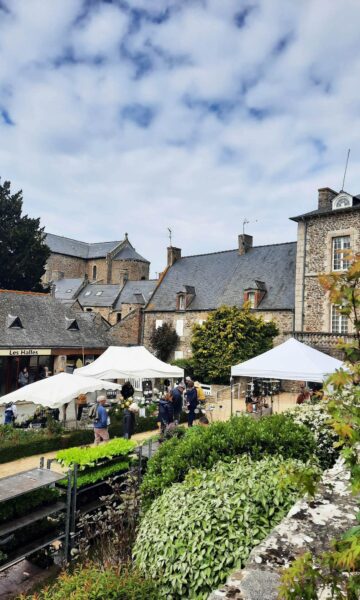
[176,320,184,337]
[155,320,163,329]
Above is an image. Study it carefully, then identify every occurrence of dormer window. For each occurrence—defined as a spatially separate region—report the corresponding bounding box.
[244,281,266,309]
[178,295,185,311]
[332,193,353,210]
[7,315,24,329]
[247,291,256,309]
[176,286,195,310]
[66,317,79,331]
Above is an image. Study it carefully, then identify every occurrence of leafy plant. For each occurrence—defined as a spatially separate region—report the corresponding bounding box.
[191,304,278,383]
[57,460,130,489]
[56,438,136,469]
[0,486,60,524]
[150,322,179,362]
[20,563,159,600]
[134,455,313,599]
[141,414,316,508]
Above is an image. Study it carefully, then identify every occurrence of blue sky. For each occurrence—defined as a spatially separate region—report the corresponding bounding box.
[1,0,360,275]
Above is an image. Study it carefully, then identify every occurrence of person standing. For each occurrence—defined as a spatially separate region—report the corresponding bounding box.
[93,396,109,445]
[158,392,174,434]
[4,402,17,425]
[296,384,311,405]
[18,367,29,387]
[123,402,139,439]
[172,383,185,424]
[186,381,198,427]
[76,393,87,421]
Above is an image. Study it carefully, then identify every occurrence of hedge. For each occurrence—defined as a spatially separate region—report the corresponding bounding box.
[140,414,316,508]
[0,429,94,464]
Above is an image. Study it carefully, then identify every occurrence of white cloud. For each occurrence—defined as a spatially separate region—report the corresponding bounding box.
[0,0,360,275]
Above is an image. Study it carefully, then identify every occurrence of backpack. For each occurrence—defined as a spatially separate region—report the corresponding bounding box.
[88,404,99,421]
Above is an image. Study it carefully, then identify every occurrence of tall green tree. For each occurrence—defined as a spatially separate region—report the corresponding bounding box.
[191,305,278,383]
[0,179,50,291]
[150,322,179,362]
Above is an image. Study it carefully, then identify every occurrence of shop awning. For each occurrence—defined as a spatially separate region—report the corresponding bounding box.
[0,372,121,408]
[231,338,343,383]
[74,345,184,380]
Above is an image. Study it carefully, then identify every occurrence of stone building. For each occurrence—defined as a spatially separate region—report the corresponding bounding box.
[143,238,296,360]
[292,187,360,354]
[143,186,360,360]
[0,290,109,395]
[43,233,150,285]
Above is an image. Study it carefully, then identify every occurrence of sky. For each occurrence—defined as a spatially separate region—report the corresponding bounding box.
[1,0,360,276]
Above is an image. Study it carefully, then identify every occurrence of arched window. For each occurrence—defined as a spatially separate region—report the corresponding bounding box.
[92,265,97,280]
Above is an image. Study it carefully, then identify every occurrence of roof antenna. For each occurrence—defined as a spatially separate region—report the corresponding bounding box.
[341,148,351,192]
[243,218,258,235]
[167,227,172,247]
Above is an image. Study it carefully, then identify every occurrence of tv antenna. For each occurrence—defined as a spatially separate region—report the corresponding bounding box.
[167,227,172,246]
[242,218,258,235]
[341,148,351,192]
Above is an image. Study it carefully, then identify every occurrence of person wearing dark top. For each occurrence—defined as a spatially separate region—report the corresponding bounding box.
[186,381,198,427]
[123,402,139,439]
[158,392,174,434]
[171,383,185,423]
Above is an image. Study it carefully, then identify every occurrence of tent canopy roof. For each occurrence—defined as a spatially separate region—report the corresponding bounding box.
[74,345,184,380]
[231,337,343,382]
[0,373,121,408]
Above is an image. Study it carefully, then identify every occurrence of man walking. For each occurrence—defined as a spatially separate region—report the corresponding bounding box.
[93,395,109,445]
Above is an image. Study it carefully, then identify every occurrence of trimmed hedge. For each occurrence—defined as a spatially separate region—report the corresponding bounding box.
[0,429,94,464]
[140,414,316,508]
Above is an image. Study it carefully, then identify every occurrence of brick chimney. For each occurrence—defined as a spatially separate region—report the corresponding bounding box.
[318,187,337,210]
[238,234,253,255]
[167,246,181,267]
[51,270,64,281]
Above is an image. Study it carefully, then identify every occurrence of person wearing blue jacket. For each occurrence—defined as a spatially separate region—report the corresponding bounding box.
[171,383,185,423]
[186,381,198,427]
[93,396,109,445]
[158,392,174,434]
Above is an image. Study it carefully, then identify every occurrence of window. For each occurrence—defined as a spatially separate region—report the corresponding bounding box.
[92,265,97,280]
[155,320,163,329]
[117,313,122,323]
[95,291,103,296]
[84,291,91,297]
[198,319,205,326]
[176,319,184,337]
[247,291,256,308]
[85,308,93,312]
[331,305,348,334]
[332,236,350,271]
[66,289,72,293]
[174,351,184,360]
[178,295,185,310]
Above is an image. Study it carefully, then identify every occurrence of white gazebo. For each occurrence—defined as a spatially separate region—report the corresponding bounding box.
[74,345,184,381]
[231,338,343,383]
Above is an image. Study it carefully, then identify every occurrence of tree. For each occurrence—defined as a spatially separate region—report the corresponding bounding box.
[191,305,278,384]
[150,323,179,362]
[0,179,50,291]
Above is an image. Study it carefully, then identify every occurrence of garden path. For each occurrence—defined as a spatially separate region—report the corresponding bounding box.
[0,429,157,478]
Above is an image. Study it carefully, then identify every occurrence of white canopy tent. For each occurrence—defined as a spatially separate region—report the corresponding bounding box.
[0,373,122,409]
[74,345,184,380]
[231,338,343,383]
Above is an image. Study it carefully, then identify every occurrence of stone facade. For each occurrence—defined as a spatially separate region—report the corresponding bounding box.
[45,254,149,285]
[108,307,143,346]
[143,310,294,360]
[44,254,86,282]
[110,260,149,286]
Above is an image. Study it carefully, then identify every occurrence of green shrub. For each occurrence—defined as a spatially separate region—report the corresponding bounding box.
[141,414,316,507]
[134,455,310,599]
[21,564,159,600]
[56,438,136,468]
[57,460,130,489]
[0,486,60,524]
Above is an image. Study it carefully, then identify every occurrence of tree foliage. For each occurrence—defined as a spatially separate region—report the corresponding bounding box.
[0,179,50,291]
[150,322,179,362]
[190,305,278,383]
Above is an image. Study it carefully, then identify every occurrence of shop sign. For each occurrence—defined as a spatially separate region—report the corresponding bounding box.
[0,348,51,357]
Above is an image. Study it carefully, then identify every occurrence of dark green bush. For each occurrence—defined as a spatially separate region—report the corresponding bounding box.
[21,564,159,600]
[141,414,316,508]
[0,486,60,524]
[0,429,94,464]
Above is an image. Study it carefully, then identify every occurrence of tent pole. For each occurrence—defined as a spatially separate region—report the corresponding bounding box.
[230,376,234,418]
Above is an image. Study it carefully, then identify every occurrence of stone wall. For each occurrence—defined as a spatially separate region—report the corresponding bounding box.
[108,307,142,346]
[110,259,149,284]
[143,310,294,360]
[209,459,358,600]
[295,210,360,333]
[85,258,108,283]
[43,254,86,283]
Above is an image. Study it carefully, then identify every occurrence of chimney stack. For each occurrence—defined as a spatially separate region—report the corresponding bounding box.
[238,234,253,255]
[167,246,181,267]
[318,187,337,210]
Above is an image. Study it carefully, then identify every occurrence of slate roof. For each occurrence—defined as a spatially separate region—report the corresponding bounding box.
[77,284,121,308]
[53,278,85,302]
[145,242,296,312]
[0,291,108,348]
[114,280,158,309]
[291,196,360,221]
[45,234,149,262]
